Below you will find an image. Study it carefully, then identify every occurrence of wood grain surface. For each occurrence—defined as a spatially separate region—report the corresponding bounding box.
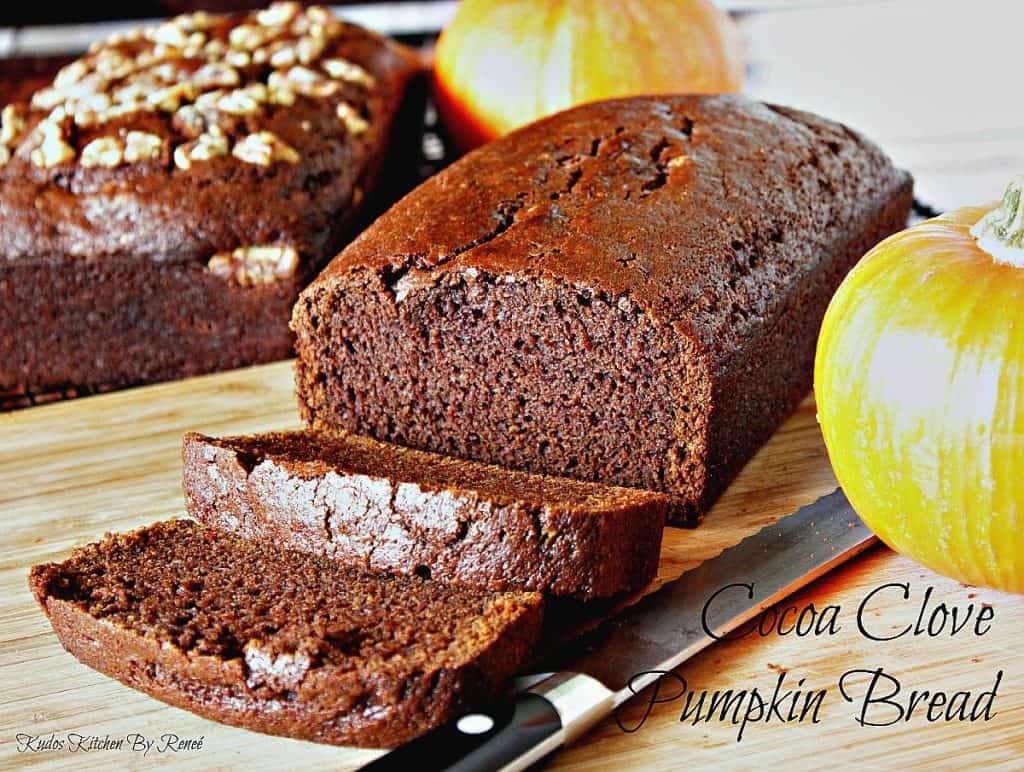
[1,361,1021,769]
[2,2,1023,768]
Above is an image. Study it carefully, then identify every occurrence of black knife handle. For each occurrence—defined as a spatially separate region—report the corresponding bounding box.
[362,692,562,772]
[362,672,614,772]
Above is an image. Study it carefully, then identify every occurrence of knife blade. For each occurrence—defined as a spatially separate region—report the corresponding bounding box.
[362,487,875,772]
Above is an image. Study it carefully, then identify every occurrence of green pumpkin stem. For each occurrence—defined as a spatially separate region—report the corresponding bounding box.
[971,175,1024,265]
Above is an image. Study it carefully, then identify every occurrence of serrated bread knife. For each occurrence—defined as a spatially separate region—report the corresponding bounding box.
[362,487,875,772]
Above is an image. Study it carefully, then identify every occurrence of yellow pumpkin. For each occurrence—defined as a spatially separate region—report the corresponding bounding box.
[433,0,745,151]
[816,177,1024,593]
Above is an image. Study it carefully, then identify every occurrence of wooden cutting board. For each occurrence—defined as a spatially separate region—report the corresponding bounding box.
[1,361,1021,769]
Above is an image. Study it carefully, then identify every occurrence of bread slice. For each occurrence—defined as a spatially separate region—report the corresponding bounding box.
[182,429,667,600]
[29,520,543,748]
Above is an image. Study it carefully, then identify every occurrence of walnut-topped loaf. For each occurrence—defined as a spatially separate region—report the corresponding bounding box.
[293,94,913,523]
[0,3,421,395]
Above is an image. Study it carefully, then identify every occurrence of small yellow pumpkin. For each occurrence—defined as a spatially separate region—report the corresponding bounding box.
[816,177,1024,593]
[432,0,744,151]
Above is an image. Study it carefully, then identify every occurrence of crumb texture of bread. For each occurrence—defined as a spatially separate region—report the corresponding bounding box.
[293,94,914,522]
[0,3,421,392]
[29,520,543,748]
[182,429,667,599]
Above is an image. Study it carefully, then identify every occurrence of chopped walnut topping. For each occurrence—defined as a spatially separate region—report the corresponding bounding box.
[134,49,156,69]
[266,70,290,94]
[257,2,301,28]
[289,12,311,36]
[322,58,375,87]
[194,89,226,111]
[151,61,186,84]
[279,65,339,97]
[229,24,272,51]
[191,63,240,89]
[179,11,213,32]
[303,6,339,38]
[171,146,190,170]
[80,136,124,167]
[148,82,197,112]
[30,88,64,112]
[148,21,195,49]
[192,132,229,160]
[306,6,334,27]
[124,131,163,162]
[94,50,136,80]
[54,60,89,89]
[232,131,300,166]
[204,38,227,58]
[30,121,75,168]
[217,85,266,115]
[269,44,297,69]
[78,131,163,167]
[111,83,148,105]
[296,36,325,65]
[174,105,207,138]
[224,49,251,68]
[269,85,297,106]
[99,102,155,124]
[46,105,69,123]
[208,245,300,286]
[336,102,369,136]
[74,92,114,118]
[173,131,229,169]
[0,105,27,146]
[15,4,363,170]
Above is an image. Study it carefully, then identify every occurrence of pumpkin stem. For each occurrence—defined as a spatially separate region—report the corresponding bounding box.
[971,175,1024,266]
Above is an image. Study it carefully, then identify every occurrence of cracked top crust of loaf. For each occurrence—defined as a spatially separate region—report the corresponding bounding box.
[309,94,912,367]
[0,3,419,274]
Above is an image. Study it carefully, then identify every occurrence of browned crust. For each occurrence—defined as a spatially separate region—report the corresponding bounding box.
[697,177,915,518]
[28,526,544,749]
[182,430,666,599]
[33,592,541,748]
[2,252,304,391]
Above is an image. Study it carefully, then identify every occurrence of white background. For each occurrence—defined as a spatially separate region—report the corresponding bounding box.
[740,0,1023,210]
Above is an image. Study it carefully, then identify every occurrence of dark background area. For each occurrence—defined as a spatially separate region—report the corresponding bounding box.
[0,1,448,26]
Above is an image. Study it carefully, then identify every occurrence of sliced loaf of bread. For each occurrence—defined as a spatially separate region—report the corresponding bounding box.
[291,94,913,523]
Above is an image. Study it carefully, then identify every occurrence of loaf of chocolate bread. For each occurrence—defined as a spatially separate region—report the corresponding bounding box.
[183,429,668,599]
[30,520,543,748]
[293,94,913,523]
[0,3,421,395]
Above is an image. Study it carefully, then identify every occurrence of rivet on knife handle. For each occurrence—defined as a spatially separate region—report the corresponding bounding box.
[361,672,612,772]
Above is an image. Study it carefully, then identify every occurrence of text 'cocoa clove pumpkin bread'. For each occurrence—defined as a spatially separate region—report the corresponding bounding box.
[29,520,543,748]
[0,3,422,395]
[182,429,668,600]
[293,94,914,523]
